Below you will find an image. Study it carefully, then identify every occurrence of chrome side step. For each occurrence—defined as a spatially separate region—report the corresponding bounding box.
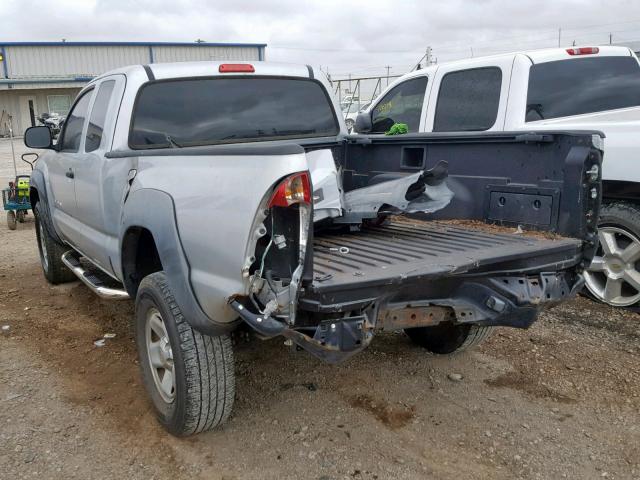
[61,251,130,300]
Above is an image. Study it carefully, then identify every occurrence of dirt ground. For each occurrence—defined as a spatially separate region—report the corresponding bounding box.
[1,217,639,480]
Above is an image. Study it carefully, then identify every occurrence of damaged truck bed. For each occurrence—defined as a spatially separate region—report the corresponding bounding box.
[310,219,580,293]
[233,131,602,363]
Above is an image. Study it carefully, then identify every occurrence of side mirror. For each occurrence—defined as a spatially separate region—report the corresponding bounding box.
[24,126,53,149]
[354,111,373,134]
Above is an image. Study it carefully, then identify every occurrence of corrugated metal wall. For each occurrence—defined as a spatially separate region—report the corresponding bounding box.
[151,45,260,63]
[5,46,150,78]
[2,44,262,79]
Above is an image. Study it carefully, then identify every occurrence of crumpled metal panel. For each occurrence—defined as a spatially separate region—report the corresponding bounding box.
[336,160,454,224]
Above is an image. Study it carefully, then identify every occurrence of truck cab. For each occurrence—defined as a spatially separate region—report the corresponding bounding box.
[358,46,640,307]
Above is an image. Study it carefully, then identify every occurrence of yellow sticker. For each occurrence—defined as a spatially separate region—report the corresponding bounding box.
[377,101,393,114]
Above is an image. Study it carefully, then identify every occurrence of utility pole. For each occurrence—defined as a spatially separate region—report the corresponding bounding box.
[609,33,613,44]
[470,47,474,58]
[385,66,391,86]
[558,28,561,47]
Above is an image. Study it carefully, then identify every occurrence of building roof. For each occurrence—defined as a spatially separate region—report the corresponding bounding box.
[0,41,267,48]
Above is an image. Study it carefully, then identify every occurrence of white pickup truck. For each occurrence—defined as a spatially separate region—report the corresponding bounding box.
[355,46,640,307]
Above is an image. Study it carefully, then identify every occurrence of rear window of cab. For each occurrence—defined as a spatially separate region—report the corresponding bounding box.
[129,77,339,149]
[526,56,640,121]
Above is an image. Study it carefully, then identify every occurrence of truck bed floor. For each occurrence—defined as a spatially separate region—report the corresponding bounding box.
[311,220,582,292]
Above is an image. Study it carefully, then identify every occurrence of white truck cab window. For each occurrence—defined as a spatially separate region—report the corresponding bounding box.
[526,56,640,121]
[434,67,502,132]
[371,76,428,133]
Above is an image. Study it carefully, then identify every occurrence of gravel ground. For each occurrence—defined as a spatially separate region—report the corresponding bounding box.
[1,216,640,479]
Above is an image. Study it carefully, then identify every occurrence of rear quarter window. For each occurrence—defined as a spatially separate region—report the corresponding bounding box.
[526,56,640,121]
[130,77,339,149]
[433,67,502,132]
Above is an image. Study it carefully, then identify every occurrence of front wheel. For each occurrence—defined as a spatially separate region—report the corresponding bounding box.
[135,272,235,436]
[584,202,640,307]
[405,322,494,354]
[33,203,76,284]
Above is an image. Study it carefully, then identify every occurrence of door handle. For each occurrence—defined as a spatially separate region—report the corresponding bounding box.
[65,169,74,179]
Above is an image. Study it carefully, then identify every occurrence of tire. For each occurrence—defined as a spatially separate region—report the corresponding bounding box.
[17,210,26,223]
[135,272,235,436]
[33,203,76,284]
[405,322,494,354]
[7,211,16,230]
[584,201,640,307]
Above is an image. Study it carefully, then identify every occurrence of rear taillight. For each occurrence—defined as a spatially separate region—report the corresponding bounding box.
[219,63,255,73]
[268,172,311,208]
[566,47,599,55]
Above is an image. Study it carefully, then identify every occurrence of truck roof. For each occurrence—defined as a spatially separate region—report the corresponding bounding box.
[92,61,317,84]
[385,45,636,85]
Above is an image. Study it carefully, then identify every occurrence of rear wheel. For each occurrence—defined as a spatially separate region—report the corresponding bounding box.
[135,272,235,436]
[33,203,75,284]
[16,210,26,223]
[584,202,640,307]
[405,322,494,354]
[6,211,16,230]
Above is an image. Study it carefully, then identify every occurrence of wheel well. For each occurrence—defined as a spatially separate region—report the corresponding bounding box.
[121,227,163,297]
[29,187,40,208]
[602,180,640,205]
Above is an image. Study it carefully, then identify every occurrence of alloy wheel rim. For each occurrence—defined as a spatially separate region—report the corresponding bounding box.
[145,307,176,403]
[39,222,49,271]
[584,226,640,306]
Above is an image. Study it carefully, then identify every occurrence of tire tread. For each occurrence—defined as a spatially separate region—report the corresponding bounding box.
[138,272,235,436]
[34,203,76,284]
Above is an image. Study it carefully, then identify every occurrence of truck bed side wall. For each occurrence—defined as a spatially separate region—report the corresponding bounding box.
[342,132,602,244]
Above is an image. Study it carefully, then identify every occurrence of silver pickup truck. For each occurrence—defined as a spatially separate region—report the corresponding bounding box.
[24,61,602,436]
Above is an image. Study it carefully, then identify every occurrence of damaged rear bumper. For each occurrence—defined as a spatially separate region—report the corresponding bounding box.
[229,270,583,363]
[229,300,372,363]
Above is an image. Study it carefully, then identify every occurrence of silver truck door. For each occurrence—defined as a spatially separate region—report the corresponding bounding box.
[71,75,124,273]
[46,88,94,242]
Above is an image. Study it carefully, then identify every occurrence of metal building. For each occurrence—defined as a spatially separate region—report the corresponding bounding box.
[0,41,267,136]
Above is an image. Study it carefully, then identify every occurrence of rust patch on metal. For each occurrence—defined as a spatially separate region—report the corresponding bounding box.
[377,306,451,331]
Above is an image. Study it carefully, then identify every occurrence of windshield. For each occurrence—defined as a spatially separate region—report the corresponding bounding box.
[130,77,339,148]
[526,56,640,121]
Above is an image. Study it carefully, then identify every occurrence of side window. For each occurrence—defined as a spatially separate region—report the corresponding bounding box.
[60,90,93,152]
[371,77,428,133]
[433,67,502,132]
[85,80,116,152]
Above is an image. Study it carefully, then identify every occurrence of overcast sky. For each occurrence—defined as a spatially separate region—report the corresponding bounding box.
[3,0,640,79]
